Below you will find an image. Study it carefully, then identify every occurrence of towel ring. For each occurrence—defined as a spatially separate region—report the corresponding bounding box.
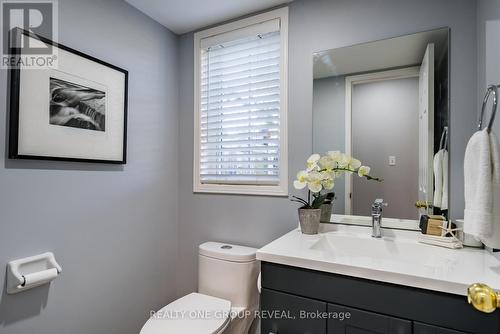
[478,85,499,133]
[439,126,448,150]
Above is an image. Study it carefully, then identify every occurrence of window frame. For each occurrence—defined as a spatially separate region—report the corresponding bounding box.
[193,7,289,196]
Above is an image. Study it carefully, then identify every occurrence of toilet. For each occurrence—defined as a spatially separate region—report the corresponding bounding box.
[140,242,260,334]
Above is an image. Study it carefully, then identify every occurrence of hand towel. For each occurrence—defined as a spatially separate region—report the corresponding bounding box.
[433,150,444,209]
[479,132,500,249]
[464,129,493,239]
[433,149,449,210]
[441,149,449,210]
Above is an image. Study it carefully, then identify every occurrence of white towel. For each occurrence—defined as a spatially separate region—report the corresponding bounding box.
[433,149,449,210]
[433,150,444,209]
[464,129,495,240]
[441,149,449,210]
[479,132,500,249]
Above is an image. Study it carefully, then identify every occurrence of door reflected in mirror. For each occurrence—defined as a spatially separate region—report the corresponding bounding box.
[312,28,449,227]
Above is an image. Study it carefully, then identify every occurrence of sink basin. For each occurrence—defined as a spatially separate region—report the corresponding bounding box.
[310,232,424,263]
[309,230,468,276]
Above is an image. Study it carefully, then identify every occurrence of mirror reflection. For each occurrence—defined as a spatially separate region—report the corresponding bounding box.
[312,28,449,225]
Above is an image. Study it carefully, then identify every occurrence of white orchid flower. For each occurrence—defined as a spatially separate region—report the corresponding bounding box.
[291,152,378,210]
[337,154,350,168]
[322,178,335,190]
[306,154,321,171]
[307,171,323,193]
[291,152,378,211]
[307,154,320,164]
[320,170,332,179]
[358,166,371,177]
[308,182,322,193]
[349,158,362,170]
[318,155,335,171]
[327,150,341,160]
[293,170,309,189]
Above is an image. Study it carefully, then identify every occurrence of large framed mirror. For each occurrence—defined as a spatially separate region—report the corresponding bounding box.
[312,28,450,230]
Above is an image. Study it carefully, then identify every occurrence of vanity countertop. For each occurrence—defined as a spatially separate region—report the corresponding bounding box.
[256,224,500,296]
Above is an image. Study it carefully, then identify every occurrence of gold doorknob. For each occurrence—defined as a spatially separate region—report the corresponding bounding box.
[415,201,431,209]
[467,283,500,313]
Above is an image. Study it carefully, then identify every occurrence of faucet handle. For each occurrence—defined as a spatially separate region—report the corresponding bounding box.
[372,199,388,214]
[373,198,388,207]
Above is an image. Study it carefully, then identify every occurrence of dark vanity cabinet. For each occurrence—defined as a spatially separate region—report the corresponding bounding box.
[260,262,499,334]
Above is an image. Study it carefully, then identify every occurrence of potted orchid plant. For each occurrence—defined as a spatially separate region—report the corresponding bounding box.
[291,151,382,234]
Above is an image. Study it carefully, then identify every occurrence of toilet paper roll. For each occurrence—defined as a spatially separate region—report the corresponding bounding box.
[22,268,58,288]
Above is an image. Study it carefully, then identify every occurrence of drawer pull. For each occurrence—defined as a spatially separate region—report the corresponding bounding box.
[467,283,500,313]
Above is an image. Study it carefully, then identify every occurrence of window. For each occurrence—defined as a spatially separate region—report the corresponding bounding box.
[193,8,288,196]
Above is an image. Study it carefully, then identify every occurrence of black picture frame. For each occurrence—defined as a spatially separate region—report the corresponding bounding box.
[8,29,128,164]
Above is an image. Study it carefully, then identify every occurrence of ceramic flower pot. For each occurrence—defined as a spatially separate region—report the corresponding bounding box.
[320,203,333,222]
[298,208,321,234]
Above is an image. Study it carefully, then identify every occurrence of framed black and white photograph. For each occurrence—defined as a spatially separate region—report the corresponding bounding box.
[9,29,128,164]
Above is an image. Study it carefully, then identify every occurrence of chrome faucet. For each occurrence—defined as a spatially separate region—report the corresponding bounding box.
[371,199,387,238]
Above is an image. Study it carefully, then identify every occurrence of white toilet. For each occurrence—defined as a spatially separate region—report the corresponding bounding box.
[140,242,260,334]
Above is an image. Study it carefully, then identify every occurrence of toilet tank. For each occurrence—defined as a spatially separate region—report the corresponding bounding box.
[198,242,260,308]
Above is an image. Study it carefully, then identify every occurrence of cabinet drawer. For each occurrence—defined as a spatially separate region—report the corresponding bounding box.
[328,303,411,334]
[414,322,467,334]
[261,288,327,334]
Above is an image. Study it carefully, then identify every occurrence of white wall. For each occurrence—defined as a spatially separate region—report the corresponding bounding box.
[0,1,179,334]
[177,0,477,296]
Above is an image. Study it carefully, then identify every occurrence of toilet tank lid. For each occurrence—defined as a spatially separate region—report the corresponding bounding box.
[199,242,257,262]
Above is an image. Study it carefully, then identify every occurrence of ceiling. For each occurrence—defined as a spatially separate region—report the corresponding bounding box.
[125,0,292,34]
[313,28,449,79]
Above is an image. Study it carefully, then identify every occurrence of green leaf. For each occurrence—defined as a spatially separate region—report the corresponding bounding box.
[311,194,327,208]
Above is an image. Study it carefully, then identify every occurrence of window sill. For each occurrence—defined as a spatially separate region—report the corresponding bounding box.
[193,182,288,197]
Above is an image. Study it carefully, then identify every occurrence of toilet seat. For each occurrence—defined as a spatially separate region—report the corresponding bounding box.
[140,293,231,334]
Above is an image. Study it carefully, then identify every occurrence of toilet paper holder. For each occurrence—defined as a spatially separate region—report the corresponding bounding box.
[6,252,62,294]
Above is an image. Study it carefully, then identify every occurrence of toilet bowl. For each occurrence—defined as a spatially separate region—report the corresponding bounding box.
[140,242,260,334]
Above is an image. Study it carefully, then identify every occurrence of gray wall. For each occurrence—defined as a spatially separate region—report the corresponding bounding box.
[177,0,477,296]
[312,76,345,214]
[477,0,500,135]
[352,78,419,219]
[0,1,480,332]
[0,1,179,334]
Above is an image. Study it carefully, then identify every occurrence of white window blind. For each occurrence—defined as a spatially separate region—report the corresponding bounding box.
[199,19,282,186]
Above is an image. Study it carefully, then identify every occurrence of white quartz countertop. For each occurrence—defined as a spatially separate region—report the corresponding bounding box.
[256,224,500,296]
